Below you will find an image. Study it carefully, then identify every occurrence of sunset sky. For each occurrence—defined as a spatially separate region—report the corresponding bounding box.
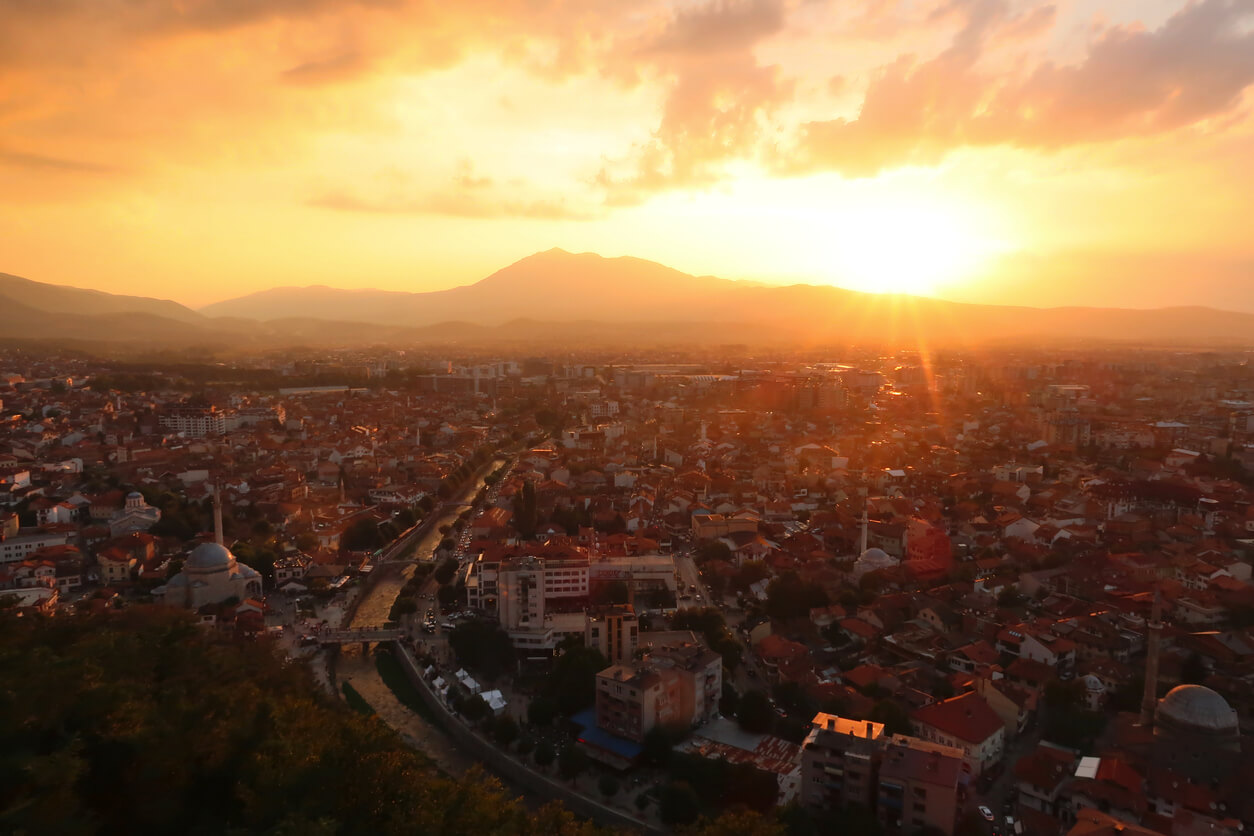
[3,0,1253,310]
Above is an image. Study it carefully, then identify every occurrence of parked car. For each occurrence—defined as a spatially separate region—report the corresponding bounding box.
[978,805,994,822]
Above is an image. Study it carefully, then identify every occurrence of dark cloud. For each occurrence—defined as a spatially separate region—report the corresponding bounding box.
[0,148,120,174]
[281,51,370,85]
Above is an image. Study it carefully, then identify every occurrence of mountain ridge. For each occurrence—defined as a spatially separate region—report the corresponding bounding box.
[6,249,1254,348]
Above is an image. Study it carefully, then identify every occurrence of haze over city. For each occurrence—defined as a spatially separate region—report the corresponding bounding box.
[7,3,1254,836]
[3,0,1254,309]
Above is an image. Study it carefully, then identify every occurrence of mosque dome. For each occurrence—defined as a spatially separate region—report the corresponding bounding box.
[186,542,234,573]
[1155,684,1239,735]
[854,547,898,576]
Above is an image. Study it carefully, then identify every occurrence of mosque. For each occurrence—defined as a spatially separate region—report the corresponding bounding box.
[154,486,261,610]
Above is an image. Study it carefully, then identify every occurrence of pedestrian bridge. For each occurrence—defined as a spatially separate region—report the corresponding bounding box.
[316,628,404,645]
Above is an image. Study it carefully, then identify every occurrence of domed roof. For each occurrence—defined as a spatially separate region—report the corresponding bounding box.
[1156,684,1238,734]
[186,542,234,573]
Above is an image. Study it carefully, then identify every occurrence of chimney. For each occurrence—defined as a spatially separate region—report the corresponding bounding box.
[866,721,874,738]
[826,718,835,731]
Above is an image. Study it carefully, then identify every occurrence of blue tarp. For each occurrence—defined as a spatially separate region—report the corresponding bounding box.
[570,708,643,759]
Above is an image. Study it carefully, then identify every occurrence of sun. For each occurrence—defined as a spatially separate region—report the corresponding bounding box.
[828,198,997,296]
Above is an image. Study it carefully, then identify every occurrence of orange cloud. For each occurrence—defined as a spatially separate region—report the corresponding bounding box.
[784,0,1254,176]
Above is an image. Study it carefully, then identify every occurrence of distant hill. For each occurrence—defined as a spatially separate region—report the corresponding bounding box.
[5,250,1254,348]
[0,272,204,323]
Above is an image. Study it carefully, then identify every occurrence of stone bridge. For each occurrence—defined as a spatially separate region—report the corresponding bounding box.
[317,628,404,645]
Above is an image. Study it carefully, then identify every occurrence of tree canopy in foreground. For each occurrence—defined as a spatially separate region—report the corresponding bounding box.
[0,607,792,836]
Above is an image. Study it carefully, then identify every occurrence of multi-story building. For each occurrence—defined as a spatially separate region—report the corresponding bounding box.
[159,406,227,437]
[910,692,1005,778]
[876,735,964,835]
[586,604,639,665]
[801,714,886,810]
[594,640,721,744]
[0,529,72,564]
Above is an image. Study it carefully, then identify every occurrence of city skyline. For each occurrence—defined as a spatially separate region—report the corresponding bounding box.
[4,0,1254,309]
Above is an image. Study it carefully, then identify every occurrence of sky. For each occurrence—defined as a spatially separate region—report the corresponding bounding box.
[2,0,1254,311]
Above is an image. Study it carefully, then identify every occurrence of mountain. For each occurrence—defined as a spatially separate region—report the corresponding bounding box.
[5,251,1254,349]
[199,248,1254,345]
[198,249,745,325]
[0,272,204,323]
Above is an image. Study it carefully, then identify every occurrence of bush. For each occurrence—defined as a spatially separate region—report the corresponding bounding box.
[659,781,701,826]
[597,774,620,799]
[558,745,588,781]
[737,689,773,734]
[493,716,519,746]
[534,740,556,768]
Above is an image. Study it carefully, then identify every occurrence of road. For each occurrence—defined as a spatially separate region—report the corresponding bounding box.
[674,553,712,610]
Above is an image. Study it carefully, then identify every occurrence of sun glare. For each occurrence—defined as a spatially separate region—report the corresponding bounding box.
[827,199,998,297]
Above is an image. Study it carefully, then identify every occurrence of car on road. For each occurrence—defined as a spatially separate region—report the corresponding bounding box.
[978,806,994,822]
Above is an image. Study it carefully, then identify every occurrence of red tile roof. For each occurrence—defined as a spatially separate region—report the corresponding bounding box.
[911,692,1003,745]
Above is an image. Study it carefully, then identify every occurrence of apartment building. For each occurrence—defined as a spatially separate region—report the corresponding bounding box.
[877,735,964,835]
[586,604,639,665]
[595,641,721,743]
[801,713,886,810]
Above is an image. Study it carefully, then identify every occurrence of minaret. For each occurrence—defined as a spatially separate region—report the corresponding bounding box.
[213,482,225,546]
[1140,583,1164,726]
[859,487,869,554]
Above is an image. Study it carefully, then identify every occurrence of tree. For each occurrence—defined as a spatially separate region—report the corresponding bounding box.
[461,694,490,723]
[534,740,557,768]
[765,571,829,621]
[513,480,538,540]
[527,695,558,727]
[449,620,515,679]
[434,557,459,586]
[642,724,676,767]
[869,699,911,736]
[659,781,701,826]
[738,689,773,733]
[558,745,588,781]
[542,645,608,716]
[516,735,536,756]
[597,774,620,800]
[0,607,613,836]
[342,517,384,551]
[493,716,519,746]
[697,541,733,564]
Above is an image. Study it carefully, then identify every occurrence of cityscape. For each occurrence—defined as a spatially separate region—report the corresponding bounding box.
[5,340,1254,835]
[4,1,1254,835]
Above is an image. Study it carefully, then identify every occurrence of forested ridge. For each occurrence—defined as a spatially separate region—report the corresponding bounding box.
[0,608,614,836]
